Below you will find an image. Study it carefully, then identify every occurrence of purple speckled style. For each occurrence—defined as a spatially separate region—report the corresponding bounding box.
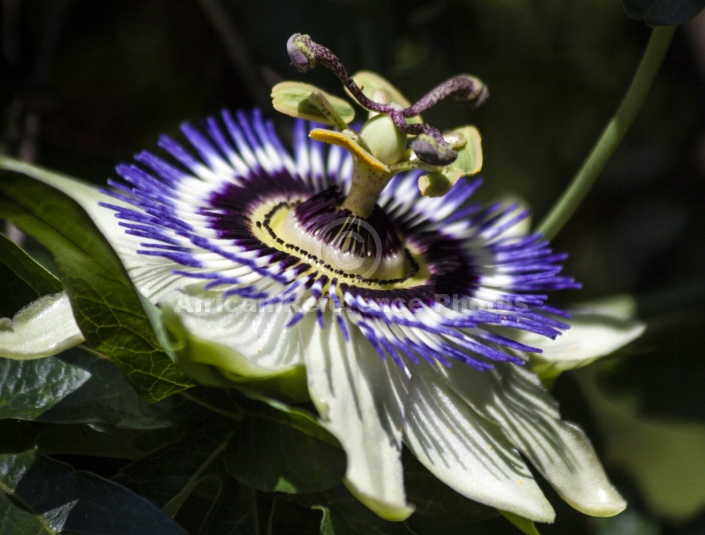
[101,109,579,370]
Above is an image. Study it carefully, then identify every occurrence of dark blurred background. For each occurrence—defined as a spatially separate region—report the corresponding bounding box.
[2,1,705,533]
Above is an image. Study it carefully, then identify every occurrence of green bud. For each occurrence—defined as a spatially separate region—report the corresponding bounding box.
[359,114,407,166]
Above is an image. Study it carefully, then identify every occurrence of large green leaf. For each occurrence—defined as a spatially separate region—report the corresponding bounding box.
[0,419,46,453]
[115,414,236,513]
[0,449,187,534]
[179,476,257,535]
[296,487,415,535]
[223,405,345,494]
[113,391,239,501]
[113,395,258,534]
[592,508,660,535]
[623,0,705,26]
[0,349,178,428]
[0,351,90,421]
[35,423,181,462]
[500,511,542,535]
[0,158,193,401]
[578,365,705,521]
[297,446,526,535]
[0,232,61,317]
[242,387,339,446]
[112,388,341,533]
[117,433,261,535]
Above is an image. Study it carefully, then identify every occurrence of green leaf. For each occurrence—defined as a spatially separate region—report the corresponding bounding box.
[35,423,180,461]
[223,408,345,494]
[0,157,193,401]
[0,292,84,359]
[0,449,187,534]
[0,351,90,420]
[242,388,338,446]
[113,397,238,508]
[114,388,339,531]
[114,420,234,513]
[176,476,257,535]
[0,349,177,428]
[229,391,343,494]
[0,419,46,453]
[0,492,64,534]
[623,0,705,26]
[296,487,415,535]
[272,81,355,124]
[0,232,61,317]
[578,366,705,520]
[592,507,660,535]
[500,510,542,535]
[113,402,258,534]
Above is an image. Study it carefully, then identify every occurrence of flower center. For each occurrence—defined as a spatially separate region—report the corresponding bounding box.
[268,188,409,281]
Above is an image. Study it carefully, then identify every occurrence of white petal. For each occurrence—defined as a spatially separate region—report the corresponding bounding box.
[118,260,193,303]
[159,288,304,379]
[404,362,555,522]
[300,311,414,521]
[74,186,188,302]
[442,363,626,517]
[520,302,646,378]
[0,293,84,359]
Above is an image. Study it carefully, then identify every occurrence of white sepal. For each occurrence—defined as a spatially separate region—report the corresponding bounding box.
[521,301,646,378]
[441,362,626,517]
[159,288,305,380]
[300,311,414,521]
[404,361,556,522]
[0,292,84,359]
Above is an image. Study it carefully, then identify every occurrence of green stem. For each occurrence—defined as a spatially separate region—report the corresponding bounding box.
[179,391,244,422]
[536,25,676,240]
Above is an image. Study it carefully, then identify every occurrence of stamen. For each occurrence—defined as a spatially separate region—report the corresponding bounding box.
[410,134,458,166]
[286,33,489,166]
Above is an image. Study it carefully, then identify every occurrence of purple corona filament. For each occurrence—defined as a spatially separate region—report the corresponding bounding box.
[101,110,579,371]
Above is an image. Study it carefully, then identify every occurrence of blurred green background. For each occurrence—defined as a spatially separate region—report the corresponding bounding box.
[2,1,705,533]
